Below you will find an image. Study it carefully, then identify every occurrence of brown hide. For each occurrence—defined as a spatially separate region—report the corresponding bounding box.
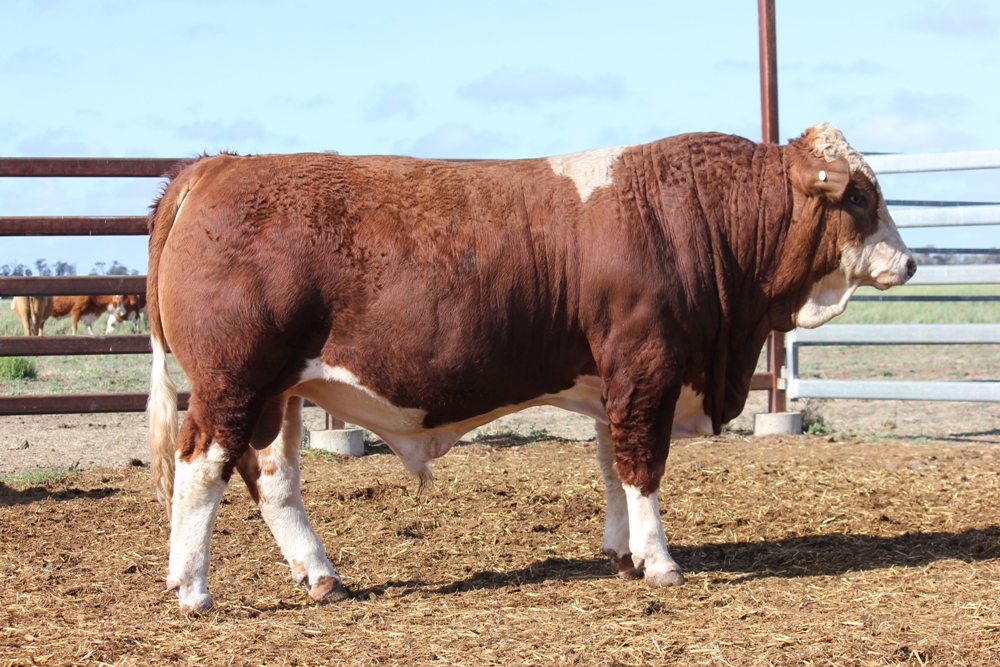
[51,295,122,334]
[120,293,146,319]
[12,296,54,336]
[150,130,885,491]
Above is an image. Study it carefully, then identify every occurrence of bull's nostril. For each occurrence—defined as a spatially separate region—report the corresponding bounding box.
[906,259,917,278]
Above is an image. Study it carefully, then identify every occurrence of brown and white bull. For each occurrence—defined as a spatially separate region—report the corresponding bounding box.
[147,123,914,612]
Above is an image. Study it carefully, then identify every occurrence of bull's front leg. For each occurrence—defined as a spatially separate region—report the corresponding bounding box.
[236,396,348,602]
[602,366,686,588]
[595,420,641,578]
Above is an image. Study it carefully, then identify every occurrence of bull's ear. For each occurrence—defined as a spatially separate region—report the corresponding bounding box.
[790,154,850,203]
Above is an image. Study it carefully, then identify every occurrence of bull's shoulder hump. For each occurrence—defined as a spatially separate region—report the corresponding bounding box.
[546,145,634,203]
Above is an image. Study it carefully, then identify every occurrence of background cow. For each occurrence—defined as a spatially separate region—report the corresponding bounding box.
[106,293,146,333]
[148,123,914,613]
[11,296,54,336]
[50,295,124,335]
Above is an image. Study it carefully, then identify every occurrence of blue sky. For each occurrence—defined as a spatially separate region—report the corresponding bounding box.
[1,0,998,273]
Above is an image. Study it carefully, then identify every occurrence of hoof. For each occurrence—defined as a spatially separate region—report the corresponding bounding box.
[309,575,350,602]
[645,569,685,587]
[610,553,643,579]
[177,591,214,614]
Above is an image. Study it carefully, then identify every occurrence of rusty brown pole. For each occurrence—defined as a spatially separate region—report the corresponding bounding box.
[759,0,786,413]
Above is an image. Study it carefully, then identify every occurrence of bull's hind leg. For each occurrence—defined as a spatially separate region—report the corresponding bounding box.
[595,420,640,578]
[166,408,231,613]
[236,396,348,602]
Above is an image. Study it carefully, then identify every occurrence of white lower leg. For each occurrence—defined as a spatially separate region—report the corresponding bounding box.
[167,443,229,612]
[623,484,685,586]
[595,422,633,573]
[256,397,345,601]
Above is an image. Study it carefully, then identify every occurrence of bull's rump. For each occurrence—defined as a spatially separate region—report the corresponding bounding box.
[158,152,606,429]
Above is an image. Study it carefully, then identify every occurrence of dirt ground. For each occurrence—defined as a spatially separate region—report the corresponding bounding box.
[4,433,1000,666]
[2,378,1000,665]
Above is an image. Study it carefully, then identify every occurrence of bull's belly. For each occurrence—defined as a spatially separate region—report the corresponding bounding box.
[290,359,713,477]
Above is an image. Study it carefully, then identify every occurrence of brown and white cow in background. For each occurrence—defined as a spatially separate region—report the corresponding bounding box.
[11,296,55,336]
[51,295,124,335]
[106,293,146,333]
[147,123,914,612]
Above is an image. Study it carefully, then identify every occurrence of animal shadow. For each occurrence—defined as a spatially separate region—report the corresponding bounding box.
[348,527,1000,599]
[0,483,120,507]
[675,527,1000,583]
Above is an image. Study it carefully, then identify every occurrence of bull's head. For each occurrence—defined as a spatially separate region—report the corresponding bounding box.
[787,123,916,328]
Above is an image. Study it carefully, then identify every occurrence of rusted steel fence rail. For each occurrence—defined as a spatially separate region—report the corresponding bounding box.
[0,157,190,416]
[0,155,777,417]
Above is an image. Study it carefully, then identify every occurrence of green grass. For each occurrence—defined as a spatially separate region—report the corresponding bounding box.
[1,469,65,486]
[0,356,37,380]
[835,284,1000,324]
[0,298,188,395]
[1,281,995,400]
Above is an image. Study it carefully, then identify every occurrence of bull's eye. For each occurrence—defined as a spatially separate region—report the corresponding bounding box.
[848,193,868,208]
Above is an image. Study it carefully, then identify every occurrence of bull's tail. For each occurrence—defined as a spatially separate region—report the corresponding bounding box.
[148,333,178,518]
[146,157,206,520]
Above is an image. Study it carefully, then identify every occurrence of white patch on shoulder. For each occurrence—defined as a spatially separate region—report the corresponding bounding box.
[547,145,631,202]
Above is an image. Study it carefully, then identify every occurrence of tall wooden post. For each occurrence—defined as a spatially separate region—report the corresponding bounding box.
[759,0,786,413]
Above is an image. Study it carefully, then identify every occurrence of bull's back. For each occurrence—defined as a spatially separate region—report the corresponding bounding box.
[157,152,599,423]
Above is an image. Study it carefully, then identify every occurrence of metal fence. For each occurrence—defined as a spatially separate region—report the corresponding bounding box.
[784,149,1000,403]
[0,157,779,418]
[0,158,193,415]
[4,150,995,417]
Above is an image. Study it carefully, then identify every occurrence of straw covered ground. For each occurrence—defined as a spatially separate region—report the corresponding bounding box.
[2,433,1000,666]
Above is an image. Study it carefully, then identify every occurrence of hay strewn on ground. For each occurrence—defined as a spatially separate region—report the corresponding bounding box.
[3,434,1000,666]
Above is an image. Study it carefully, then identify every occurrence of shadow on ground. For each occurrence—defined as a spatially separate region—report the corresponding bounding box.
[0,484,120,506]
[335,526,1000,601]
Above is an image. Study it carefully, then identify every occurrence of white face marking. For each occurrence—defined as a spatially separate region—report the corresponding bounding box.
[795,201,913,329]
[547,145,631,202]
[842,202,913,289]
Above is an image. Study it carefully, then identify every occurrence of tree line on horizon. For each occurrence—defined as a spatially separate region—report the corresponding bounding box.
[0,259,141,277]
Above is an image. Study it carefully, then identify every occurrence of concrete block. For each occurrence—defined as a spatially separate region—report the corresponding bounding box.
[310,428,365,456]
[753,411,803,436]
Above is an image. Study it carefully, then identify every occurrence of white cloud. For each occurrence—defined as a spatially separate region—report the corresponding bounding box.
[848,114,960,153]
[16,130,108,157]
[366,84,419,120]
[458,69,624,105]
[2,46,64,75]
[891,91,970,121]
[910,1,999,37]
[402,124,505,158]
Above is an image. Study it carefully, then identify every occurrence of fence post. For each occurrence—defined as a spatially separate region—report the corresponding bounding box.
[758,0,786,413]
